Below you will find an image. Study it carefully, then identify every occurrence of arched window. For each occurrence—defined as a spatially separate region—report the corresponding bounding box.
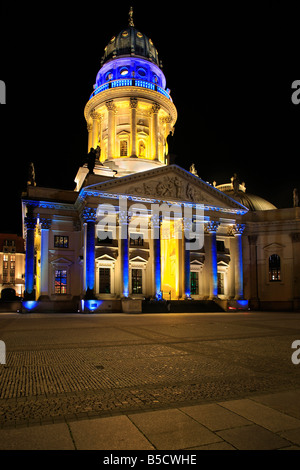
[120,139,128,156]
[269,254,281,281]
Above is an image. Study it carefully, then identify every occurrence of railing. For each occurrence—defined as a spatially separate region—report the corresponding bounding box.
[90,78,172,101]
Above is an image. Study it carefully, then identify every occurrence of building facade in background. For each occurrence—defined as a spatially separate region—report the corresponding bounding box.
[0,234,25,298]
[20,10,300,312]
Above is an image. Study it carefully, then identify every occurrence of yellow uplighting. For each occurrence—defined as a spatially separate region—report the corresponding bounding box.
[161,220,179,300]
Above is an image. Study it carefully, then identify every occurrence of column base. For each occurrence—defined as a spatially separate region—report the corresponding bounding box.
[84,288,97,300]
[23,290,36,301]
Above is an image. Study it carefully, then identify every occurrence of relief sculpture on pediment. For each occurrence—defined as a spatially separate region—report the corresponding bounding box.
[127,175,211,204]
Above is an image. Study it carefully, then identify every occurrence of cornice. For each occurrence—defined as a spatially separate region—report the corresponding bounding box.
[84,86,177,123]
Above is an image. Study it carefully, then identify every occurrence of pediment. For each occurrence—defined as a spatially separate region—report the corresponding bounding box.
[83,165,248,213]
[50,257,73,267]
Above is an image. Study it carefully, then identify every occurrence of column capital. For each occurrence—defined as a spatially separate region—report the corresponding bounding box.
[130,97,138,109]
[39,217,52,229]
[228,223,245,236]
[82,207,97,223]
[105,100,117,113]
[204,221,220,233]
[24,216,37,230]
[90,110,101,121]
[152,102,160,114]
[151,213,161,228]
[118,210,130,226]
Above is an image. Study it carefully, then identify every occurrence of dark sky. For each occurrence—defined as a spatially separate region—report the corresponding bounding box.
[0,2,299,234]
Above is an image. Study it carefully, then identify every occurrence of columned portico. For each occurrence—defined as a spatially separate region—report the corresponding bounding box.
[183,217,192,298]
[39,217,52,298]
[233,224,245,300]
[24,206,37,300]
[205,221,220,299]
[82,207,97,299]
[152,213,162,299]
[119,210,129,297]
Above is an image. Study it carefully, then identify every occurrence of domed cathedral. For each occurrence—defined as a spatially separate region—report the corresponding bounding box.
[21,8,300,313]
[75,6,176,190]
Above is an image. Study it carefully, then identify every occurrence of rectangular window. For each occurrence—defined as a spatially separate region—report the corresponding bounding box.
[54,235,69,248]
[132,269,143,294]
[218,272,224,295]
[130,234,144,246]
[190,271,199,295]
[2,254,8,283]
[55,270,67,294]
[99,268,111,294]
[10,255,15,282]
[269,254,281,282]
[120,140,128,156]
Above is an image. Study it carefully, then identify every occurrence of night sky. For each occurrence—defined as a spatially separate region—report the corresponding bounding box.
[0,2,299,235]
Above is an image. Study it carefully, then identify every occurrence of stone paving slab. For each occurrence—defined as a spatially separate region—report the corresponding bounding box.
[0,398,300,450]
[216,424,291,450]
[69,415,154,450]
[219,398,300,432]
[127,408,224,450]
[0,422,74,450]
[251,389,300,419]
[179,403,252,431]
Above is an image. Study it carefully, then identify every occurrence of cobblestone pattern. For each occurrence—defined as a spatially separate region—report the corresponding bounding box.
[0,313,300,428]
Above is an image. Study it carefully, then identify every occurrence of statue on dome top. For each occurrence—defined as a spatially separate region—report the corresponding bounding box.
[232,173,240,195]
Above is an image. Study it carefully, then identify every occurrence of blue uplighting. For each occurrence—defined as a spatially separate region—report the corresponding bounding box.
[23,301,39,311]
[122,240,129,297]
[154,238,161,298]
[84,300,103,312]
[86,221,95,293]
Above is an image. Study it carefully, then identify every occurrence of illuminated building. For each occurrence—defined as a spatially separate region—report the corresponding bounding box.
[21,9,300,313]
[0,234,25,298]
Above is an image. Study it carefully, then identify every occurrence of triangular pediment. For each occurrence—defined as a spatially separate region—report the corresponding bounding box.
[82,165,248,213]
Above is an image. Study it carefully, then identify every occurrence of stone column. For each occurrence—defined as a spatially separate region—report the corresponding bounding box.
[290,233,300,310]
[119,210,129,297]
[183,217,192,298]
[106,100,116,160]
[39,217,52,299]
[205,221,220,299]
[152,214,162,299]
[248,235,259,304]
[87,123,93,152]
[90,111,100,149]
[82,207,97,299]
[232,224,245,299]
[24,206,37,300]
[130,97,138,157]
[152,103,160,161]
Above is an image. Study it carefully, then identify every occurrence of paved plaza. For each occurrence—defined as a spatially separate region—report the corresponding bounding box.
[0,310,300,450]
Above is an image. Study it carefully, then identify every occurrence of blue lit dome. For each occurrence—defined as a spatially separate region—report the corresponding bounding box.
[92,10,169,99]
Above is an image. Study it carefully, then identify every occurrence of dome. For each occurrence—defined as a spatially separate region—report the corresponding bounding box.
[216,178,277,211]
[228,191,277,211]
[101,9,161,67]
